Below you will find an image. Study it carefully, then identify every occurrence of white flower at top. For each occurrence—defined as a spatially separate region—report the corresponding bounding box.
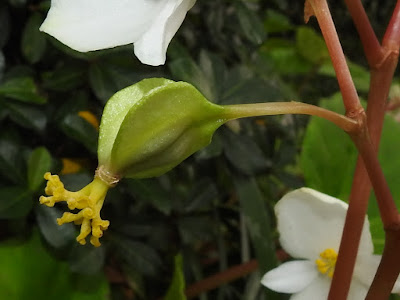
[261,188,400,299]
[40,0,196,66]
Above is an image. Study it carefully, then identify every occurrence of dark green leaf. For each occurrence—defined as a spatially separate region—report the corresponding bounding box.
[88,54,156,103]
[296,26,329,64]
[319,60,371,93]
[0,77,46,104]
[169,57,213,100]
[234,1,265,44]
[126,178,171,215]
[60,114,98,153]
[27,147,52,191]
[42,63,86,91]
[6,101,47,132]
[184,178,218,212]
[0,51,4,81]
[223,129,270,175]
[69,243,106,274]
[195,132,223,160]
[0,5,10,48]
[264,10,293,33]
[178,216,215,244]
[114,238,163,277]
[234,175,277,274]
[300,93,357,200]
[0,137,24,182]
[164,254,186,300]
[35,205,76,248]
[259,41,312,75]
[60,173,93,191]
[21,13,46,64]
[0,186,32,219]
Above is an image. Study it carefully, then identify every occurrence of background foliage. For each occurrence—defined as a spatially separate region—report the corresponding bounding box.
[0,0,399,299]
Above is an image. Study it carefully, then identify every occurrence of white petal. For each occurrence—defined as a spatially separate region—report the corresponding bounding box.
[288,275,368,300]
[261,260,317,293]
[276,188,373,260]
[40,0,166,52]
[348,278,369,300]
[134,0,196,66]
[353,254,380,289]
[290,276,330,300]
[354,254,400,293]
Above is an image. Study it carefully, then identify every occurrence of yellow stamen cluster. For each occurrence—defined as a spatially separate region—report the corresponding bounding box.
[315,248,338,278]
[39,171,112,247]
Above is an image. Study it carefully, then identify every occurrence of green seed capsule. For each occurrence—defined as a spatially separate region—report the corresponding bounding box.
[98,78,226,178]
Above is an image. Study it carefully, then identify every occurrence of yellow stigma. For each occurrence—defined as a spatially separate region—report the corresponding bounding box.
[315,248,338,278]
[39,167,119,247]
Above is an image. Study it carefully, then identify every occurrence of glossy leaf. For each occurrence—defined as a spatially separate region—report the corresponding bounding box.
[0,4,10,48]
[27,147,52,191]
[21,13,46,64]
[300,94,356,200]
[296,26,329,64]
[36,205,76,248]
[61,114,98,153]
[164,254,186,300]
[264,10,293,33]
[126,178,172,214]
[234,1,265,44]
[0,77,46,104]
[223,129,270,175]
[69,244,106,274]
[0,137,24,182]
[0,186,32,219]
[42,63,87,92]
[234,176,277,273]
[114,238,163,277]
[6,101,47,132]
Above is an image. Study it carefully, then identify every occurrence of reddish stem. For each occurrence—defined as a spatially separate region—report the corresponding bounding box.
[383,0,400,52]
[366,229,400,299]
[307,0,362,114]
[343,0,383,66]
[185,260,259,298]
[351,125,400,227]
[329,52,399,300]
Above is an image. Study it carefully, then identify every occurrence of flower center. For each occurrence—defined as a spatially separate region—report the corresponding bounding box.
[315,248,338,278]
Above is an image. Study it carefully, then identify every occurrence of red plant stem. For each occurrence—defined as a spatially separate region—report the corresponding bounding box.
[342,0,383,66]
[329,56,398,299]
[383,0,400,52]
[352,127,400,227]
[307,0,362,114]
[328,10,400,300]
[366,229,400,299]
[184,259,259,298]
[184,250,289,298]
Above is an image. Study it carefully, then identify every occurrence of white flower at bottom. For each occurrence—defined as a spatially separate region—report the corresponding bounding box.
[40,0,196,66]
[261,188,400,299]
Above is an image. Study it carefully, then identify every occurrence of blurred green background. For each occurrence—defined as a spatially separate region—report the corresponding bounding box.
[1,0,400,299]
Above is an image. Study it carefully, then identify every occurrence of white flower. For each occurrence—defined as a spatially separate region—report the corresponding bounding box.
[261,187,400,299]
[40,0,196,66]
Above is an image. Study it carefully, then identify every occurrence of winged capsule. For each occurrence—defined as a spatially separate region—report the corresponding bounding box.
[98,78,227,178]
[40,78,229,246]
